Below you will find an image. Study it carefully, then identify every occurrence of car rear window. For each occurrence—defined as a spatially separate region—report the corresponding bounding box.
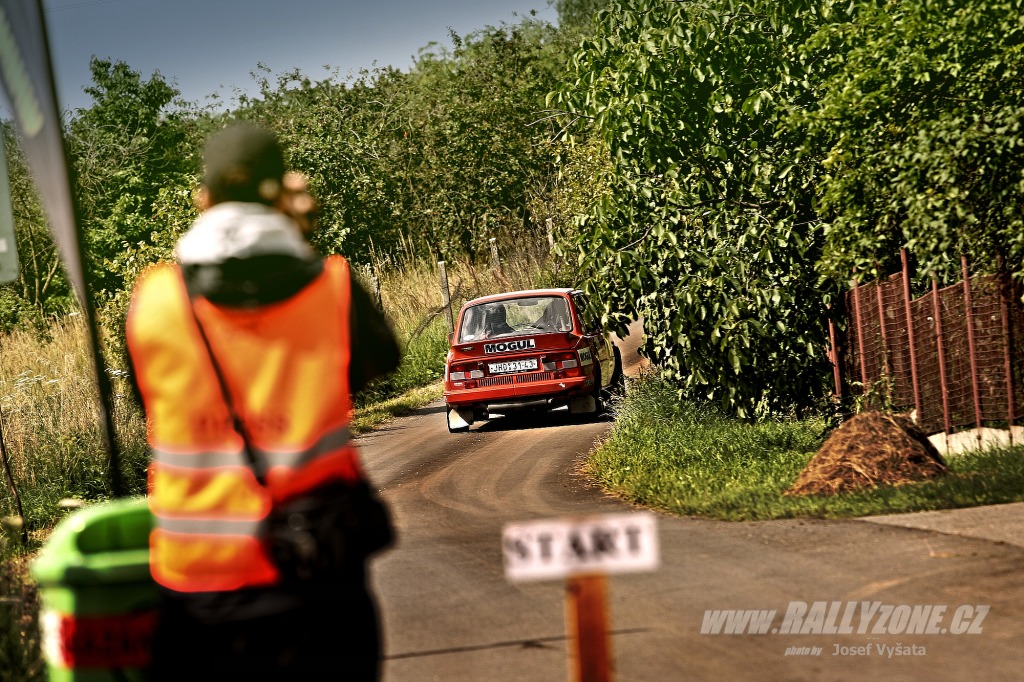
[457,296,572,343]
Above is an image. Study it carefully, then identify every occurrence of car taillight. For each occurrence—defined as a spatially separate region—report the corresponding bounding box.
[542,352,583,377]
[449,364,484,383]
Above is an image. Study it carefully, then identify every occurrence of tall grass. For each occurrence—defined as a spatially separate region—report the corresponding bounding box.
[0,318,149,527]
[0,318,129,682]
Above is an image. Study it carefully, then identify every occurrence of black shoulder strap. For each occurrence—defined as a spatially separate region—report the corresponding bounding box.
[184,293,268,486]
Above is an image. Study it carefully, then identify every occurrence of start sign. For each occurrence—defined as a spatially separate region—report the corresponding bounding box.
[502,512,659,582]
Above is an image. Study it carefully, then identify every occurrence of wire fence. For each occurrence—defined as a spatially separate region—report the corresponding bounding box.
[834,251,1024,437]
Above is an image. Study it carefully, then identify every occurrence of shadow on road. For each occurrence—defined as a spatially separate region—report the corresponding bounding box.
[410,403,446,416]
[467,407,614,434]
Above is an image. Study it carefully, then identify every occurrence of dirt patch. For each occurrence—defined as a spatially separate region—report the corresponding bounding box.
[786,410,947,496]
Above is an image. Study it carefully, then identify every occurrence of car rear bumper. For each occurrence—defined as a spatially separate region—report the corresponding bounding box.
[444,372,594,408]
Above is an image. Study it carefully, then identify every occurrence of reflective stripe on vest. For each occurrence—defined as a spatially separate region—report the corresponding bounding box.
[151,423,352,471]
[126,255,359,592]
[157,516,266,536]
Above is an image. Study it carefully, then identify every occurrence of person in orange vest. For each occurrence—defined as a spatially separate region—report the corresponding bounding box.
[125,123,400,680]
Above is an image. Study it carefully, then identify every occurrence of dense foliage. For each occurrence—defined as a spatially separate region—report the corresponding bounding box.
[556,0,846,416]
[242,19,573,264]
[791,0,1024,285]
[555,0,615,30]
[67,59,205,297]
[1,124,70,330]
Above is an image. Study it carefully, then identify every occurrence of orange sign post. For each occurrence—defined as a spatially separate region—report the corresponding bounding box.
[566,573,612,682]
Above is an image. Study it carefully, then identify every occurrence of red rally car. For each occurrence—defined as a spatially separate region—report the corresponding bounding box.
[443,288,623,433]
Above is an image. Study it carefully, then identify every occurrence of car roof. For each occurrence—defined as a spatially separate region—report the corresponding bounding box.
[460,288,578,308]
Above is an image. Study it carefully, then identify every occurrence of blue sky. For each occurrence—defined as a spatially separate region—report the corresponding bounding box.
[40,0,559,112]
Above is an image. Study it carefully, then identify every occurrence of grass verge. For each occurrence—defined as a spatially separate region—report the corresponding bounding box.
[351,380,443,435]
[586,375,1024,521]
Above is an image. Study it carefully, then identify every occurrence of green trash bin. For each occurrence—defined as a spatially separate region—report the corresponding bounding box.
[30,497,158,682]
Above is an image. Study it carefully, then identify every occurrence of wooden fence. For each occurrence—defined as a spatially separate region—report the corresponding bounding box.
[832,250,1024,438]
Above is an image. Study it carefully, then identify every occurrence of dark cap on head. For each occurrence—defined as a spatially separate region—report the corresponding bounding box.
[202,123,285,205]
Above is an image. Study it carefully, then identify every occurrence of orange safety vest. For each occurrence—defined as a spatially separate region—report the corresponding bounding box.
[125,255,363,593]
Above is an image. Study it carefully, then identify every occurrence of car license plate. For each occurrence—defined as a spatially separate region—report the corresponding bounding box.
[488,358,538,375]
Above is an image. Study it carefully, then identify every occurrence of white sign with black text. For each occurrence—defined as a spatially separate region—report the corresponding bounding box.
[502,512,659,582]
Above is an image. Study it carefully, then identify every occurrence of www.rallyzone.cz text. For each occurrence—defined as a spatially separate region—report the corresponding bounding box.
[701,602,989,635]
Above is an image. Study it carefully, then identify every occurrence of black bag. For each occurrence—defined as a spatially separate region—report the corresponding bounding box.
[187,291,395,583]
[267,480,395,582]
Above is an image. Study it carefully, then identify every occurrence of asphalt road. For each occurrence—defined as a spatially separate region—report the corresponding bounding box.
[357,324,1024,681]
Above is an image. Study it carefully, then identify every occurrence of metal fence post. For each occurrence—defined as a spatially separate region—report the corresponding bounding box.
[851,278,870,399]
[370,273,383,311]
[961,256,984,442]
[900,250,923,424]
[828,309,843,400]
[932,276,952,435]
[876,281,892,404]
[998,268,1017,444]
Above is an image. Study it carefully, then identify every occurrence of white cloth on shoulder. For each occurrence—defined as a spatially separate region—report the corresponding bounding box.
[175,202,314,265]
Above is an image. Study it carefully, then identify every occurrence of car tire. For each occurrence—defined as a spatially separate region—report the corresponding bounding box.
[591,369,606,421]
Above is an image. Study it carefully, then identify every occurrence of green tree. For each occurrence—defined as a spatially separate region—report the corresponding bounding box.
[556,0,847,416]
[240,64,413,263]
[67,58,202,300]
[241,18,574,265]
[397,20,568,260]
